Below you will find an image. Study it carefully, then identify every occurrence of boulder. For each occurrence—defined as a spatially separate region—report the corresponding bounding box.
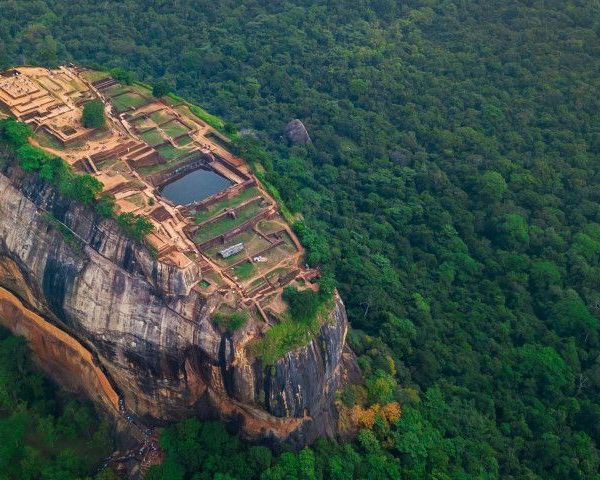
[284,119,311,145]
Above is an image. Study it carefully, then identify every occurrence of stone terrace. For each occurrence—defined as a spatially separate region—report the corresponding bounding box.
[0,66,318,321]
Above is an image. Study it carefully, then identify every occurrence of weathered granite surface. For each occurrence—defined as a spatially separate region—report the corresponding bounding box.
[0,161,358,447]
[284,119,311,145]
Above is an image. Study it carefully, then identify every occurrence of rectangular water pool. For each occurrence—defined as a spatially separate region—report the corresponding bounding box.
[160,168,233,205]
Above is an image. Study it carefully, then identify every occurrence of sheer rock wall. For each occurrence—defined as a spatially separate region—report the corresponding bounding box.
[0,163,358,447]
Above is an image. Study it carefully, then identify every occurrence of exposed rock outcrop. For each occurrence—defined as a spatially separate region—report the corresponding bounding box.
[0,162,358,447]
[284,119,311,145]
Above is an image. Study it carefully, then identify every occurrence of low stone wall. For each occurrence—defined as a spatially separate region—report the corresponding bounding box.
[181,179,256,216]
[196,207,275,250]
[213,152,251,182]
[188,196,264,233]
[148,152,209,187]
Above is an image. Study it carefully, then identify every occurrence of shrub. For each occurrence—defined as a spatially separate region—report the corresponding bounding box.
[2,120,154,243]
[292,220,330,266]
[82,100,105,129]
[282,286,320,323]
[214,311,248,331]
[0,119,32,146]
[63,173,103,205]
[116,213,154,241]
[15,143,102,205]
[251,288,335,365]
[152,81,170,97]
[109,68,134,85]
[16,144,51,171]
[95,193,116,218]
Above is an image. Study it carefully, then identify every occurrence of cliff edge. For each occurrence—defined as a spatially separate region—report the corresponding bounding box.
[0,162,358,447]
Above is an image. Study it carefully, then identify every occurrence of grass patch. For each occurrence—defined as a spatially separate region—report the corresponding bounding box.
[158,143,189,160]
[214,311,248,331]
[81,69,110,83]
[194,201,263,244]
[150,110,174,125]
[206,131,230,148]
[266,267,291,282]
[183,101,225,130]
[176,135,194,147]
[131,83,153,97]
[137,158,181,176]
[162,120,189,138]
[33,130,64,150]
[104,84,129,97]
[193,187,259,224]
[124,193,146,208]
[132,116,154,130]
[249,294,335,365]
[111,91,148,112]
[140,128,165,146]
[232,261,254,280]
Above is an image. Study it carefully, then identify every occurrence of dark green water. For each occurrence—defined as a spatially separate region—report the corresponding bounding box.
[160,168,232,205]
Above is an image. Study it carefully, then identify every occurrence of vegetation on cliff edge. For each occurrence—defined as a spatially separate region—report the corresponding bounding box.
[0,118,153,242]
[1,0,600,478]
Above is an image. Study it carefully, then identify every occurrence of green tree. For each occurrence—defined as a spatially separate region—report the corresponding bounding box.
[494,213,529,250]
[549,295,598,338]
[478,170,507,202]
[82,100,105,129]
[1,119,32,146]
[152,80,171,97]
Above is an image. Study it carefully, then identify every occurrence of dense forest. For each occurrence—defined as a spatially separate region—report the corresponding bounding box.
[1,0,600,478]
[0,327,115,479]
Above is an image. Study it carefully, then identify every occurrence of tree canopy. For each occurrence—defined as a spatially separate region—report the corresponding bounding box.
[81,100,105,129]
[0,328,114,480]
[1,0,600,478]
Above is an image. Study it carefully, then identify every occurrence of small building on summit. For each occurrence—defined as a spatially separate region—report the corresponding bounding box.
[219,243,244,258]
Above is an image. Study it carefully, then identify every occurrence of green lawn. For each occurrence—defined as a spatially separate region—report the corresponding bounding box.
[162,120,189,138]
[111,92,148,112]
[194,201,263,245]
[176,135,194,147]
[193,187,260,224]
[81,69,110,83]
[131,83,153,97]
[34,130,64,150]
[150,110,174,125]
[104,85,129,97]
[232,261,255,280]
[140,128,165,146]
[157,144,189,160]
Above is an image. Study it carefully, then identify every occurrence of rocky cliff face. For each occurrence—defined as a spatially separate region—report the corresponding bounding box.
[0,162,358,447]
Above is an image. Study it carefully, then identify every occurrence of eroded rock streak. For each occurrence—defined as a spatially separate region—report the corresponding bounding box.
[0,164,357,446]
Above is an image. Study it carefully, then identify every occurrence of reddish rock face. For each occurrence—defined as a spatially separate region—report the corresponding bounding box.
[0,286,120,412]
[0,163,358,448]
